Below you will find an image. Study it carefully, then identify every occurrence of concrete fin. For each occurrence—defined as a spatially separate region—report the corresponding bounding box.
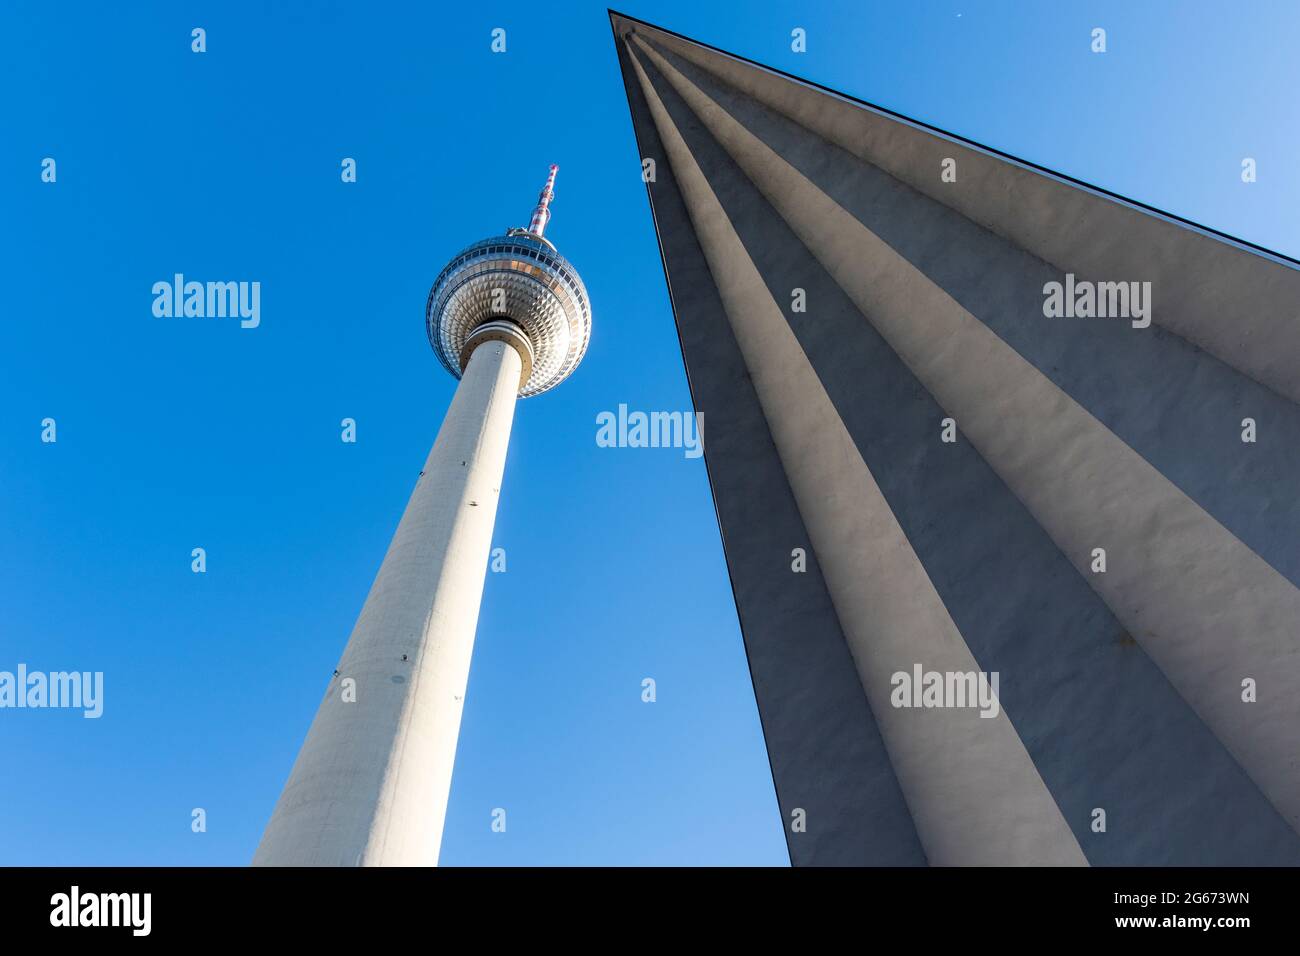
[628,36,1088,867]
[627,31,1300,837]
[625,17,1300,405]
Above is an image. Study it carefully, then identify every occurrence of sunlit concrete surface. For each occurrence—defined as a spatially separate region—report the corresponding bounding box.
[611,11,1300,866]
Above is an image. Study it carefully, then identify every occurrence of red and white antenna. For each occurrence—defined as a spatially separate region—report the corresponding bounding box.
[527,164,559,238]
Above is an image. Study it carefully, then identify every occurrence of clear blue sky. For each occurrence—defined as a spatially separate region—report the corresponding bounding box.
[1,1,1295,865]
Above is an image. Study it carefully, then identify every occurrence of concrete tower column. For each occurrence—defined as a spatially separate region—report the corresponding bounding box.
[255,165,591,867]
[254,336,523,867]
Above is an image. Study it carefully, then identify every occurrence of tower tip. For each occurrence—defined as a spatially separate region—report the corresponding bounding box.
[528,164,561,239]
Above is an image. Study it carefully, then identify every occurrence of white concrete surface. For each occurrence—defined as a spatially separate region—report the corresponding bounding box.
[254,338,523,866]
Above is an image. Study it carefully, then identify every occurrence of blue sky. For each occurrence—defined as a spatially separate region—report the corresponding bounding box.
[1,1,1295,866]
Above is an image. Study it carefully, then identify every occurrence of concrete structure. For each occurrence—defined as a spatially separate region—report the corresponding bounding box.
[254,168,590,866]
[611,12,1300,865]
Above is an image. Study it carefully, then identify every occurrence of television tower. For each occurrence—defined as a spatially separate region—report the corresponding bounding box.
[254,165,591,866]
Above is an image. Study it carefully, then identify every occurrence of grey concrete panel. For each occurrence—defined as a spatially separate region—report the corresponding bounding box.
[614,31,927,866]
[638,44,1300,865]
[613,12,1300,864]
[662,49,1300,592]
[631,38,1086,867]
[629,19,1300,406]
[635,36,1300,834]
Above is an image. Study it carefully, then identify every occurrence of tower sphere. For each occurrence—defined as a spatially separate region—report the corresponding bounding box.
[258,163,594,868]
[425,167,591,398]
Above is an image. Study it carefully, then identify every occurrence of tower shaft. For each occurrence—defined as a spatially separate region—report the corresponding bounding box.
[254,338,523,866]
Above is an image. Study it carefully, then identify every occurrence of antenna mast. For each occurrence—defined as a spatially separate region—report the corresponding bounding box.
[528,164,559,238]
